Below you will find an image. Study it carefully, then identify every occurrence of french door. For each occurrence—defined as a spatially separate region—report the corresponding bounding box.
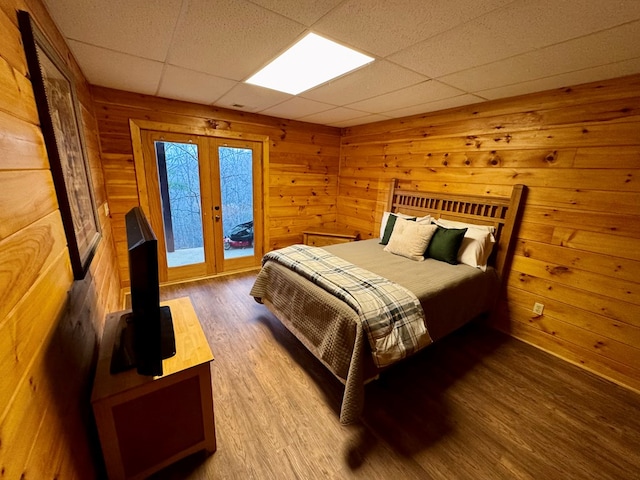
[140,130,263,283]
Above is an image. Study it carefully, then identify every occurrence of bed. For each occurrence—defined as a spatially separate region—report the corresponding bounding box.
[250,180,525,424]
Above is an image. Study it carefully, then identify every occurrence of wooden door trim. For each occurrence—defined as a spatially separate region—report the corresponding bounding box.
[139,130,211,282]
[210,137,264,272]
[129,119,270,278]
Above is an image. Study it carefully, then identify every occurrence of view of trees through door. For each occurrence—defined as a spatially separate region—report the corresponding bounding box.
[155,140,255,270]
[219,146,254,260]
[138,126,263,283]
[157,141,205,268]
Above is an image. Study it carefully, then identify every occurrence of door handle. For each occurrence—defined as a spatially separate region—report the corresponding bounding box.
[215,215,221,220]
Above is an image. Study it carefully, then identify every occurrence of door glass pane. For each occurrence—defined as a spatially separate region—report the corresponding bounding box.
[219,146,253,259]
[155,141,205,267]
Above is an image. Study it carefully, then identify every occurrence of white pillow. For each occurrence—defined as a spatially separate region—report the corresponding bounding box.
[434,219,496,270]
[458,229,495,271]
[384,218,438,261]
[415,214,432,225]
[379,211,417,239]
[435,218,495,233]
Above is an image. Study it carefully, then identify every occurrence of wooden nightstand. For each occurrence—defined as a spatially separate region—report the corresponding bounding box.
[303,226,359,247]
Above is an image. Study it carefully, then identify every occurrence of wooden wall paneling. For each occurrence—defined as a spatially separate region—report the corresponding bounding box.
[0,54,38,123]
[508,270,640,330]
[511,255,638,306]
[0,1,121,479]
[341,148,578,170]
[0,249,70,418]
[269,203,337,218]
[574,146,640,168]
[506,285,640,347]
[336,196,377,226]
[269,183,337,198]
[0,7,27,75]
[5,282,104,479]
[270,172,336,187]
[0,170,58,240]
[405,180,515,198]
[26,400,96,479]
[515,237,640,285]
[339,165,637,192]
[523,205,640,240]
[502,308,640,392]
[0,110,48,170]
[498,283,640,381]
[0,254,73,479]
[270,156,339,175]
[551,227,640,261]
[525,187,640,215]
[338,73,640,394]
[0,210,67,323]
[269,193,338,208]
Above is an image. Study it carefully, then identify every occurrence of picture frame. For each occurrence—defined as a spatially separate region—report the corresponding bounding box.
[19,11,101,280]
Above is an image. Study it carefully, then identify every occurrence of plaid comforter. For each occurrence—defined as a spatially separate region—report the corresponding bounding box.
[262,244,432,367]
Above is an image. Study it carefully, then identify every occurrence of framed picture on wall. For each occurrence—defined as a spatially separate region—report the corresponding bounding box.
[18,11,101,280]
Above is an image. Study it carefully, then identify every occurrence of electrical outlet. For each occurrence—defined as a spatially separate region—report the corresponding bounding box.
[533,302,544,315]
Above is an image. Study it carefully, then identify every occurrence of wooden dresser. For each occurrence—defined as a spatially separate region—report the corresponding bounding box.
[91,296,216,480]
[303,226,359,247]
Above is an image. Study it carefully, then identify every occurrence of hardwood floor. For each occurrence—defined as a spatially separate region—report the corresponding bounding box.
[149,271,640,480]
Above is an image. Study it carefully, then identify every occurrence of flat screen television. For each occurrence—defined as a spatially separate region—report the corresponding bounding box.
[110,207,176,376]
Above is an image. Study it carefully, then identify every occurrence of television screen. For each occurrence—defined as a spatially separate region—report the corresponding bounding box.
[110,207,176,376]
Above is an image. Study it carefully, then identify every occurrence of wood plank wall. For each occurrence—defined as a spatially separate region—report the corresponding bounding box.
[338,74,640,394]
[91,87,341,285]
[0,0,121,478]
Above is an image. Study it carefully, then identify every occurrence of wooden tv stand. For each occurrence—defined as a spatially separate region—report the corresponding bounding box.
[91,297,216,480]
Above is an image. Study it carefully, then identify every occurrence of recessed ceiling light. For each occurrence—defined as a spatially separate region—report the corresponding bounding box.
[245,33,374,95]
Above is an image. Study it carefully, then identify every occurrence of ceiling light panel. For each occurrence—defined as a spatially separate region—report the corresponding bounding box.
[246,33,374,95]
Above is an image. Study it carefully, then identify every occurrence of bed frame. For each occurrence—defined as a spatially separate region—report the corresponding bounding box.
[385,180,526,280]
[252,181,526,424]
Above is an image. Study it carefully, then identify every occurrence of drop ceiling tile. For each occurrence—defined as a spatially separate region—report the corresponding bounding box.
[346,80,465,113]
[259,97,335,119]
[313,0,513,57]
[439,21,640,92]
[391,0,640,78]
[42,0,640,128]
[478,57,640,100]
[249,0,343,26]
[300,60,428,105]
[167,0,306,81]
[68,41,163,94]
[215,83,292,112]
[43,0,181,61]
[157,66,237,105]
[383,94,486,118]
[299,106,369,124]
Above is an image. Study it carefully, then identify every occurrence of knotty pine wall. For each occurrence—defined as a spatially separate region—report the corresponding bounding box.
[338,74,640,394]
[91,87,341,285]
[0,0,120,478]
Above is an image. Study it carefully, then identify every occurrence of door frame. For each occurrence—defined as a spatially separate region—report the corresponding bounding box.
[129,119,270,282]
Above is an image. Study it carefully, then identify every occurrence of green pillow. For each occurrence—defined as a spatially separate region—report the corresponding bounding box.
[426,226,467,264]
[380,214,416,245]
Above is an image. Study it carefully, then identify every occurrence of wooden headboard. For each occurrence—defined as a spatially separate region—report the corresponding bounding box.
[385,180,526,280]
